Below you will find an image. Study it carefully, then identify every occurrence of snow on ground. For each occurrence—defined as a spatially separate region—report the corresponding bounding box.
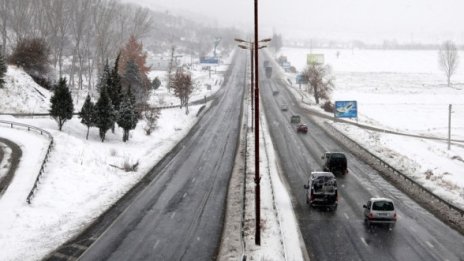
[279,47,464,209]
[0,141,12,181]
[0,66,51,113]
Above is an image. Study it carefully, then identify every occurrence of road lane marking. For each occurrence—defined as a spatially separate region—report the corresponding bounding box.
[426,241,434,248]
[183,193,187,198]
[360,237,368,247]
[192,178,196,183]
[171,212,176,219]
[343,213,349,220]
[153,240,160,249]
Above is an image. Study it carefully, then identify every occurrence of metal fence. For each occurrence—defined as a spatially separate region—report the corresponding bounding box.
[0,120,54,204]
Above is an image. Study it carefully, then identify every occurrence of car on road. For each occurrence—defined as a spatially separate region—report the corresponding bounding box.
[280,104,288,111]
[322,152,348,175]
[296,124,308,133]
[304,172,338,210]
[363,197,397,228]
[290,115,300,123]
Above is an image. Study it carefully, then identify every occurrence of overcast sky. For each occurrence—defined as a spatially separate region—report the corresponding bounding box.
[123,0,464,44]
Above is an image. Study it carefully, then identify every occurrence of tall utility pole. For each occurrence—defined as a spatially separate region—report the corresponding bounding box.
[253,0,261,246]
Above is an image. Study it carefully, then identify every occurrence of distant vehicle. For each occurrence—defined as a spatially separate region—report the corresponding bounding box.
[280,104,288,111]
[363,197,397,228]
[265,66,272,78]
[296,124,308,133]
[322,152,348,176]
[263,60,270,67]
[304,172,338,210]
[290,115,301,124]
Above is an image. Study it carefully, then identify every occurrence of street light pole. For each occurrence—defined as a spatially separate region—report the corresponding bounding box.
[253,0,261,246]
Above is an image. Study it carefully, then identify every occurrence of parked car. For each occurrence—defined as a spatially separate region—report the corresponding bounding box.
[363,197,397,228]
[322,152,348,175]
[304,172,338,210]
[296,124,308,133]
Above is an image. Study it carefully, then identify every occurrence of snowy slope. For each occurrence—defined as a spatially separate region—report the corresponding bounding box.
[0,66,51,113]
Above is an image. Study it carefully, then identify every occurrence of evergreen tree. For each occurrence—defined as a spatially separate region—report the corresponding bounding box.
[0,52,7,88]
[97,61,111,94]
[109,53,122,111]
[79,94,95,140]
[152,77,161,90]
[94,86,115,142]
[108,54,122,133]
[49,78,74,131]
[117,87,138,142]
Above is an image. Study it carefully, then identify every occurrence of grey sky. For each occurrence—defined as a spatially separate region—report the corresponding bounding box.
[124,0,464,43]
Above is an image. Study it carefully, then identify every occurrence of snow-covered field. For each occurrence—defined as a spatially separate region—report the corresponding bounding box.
[280,47,464,209]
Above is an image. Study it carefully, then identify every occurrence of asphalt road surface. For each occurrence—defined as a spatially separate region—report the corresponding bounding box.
[259,63,464,261]
[78,54,246,261]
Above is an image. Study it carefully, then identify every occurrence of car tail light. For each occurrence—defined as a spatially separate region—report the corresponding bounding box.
[393,212,397,220]
[368,213,374,220]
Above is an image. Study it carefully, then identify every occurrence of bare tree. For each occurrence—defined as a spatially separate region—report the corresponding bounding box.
[69,0,92,90]
[0,0,11,55]
[301,63,334,104]
[439,40,459,87]
[172,68,193,114]
[141,106,160,135]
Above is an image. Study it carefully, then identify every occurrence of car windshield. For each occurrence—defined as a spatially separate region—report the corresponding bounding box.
[372,201,394,211]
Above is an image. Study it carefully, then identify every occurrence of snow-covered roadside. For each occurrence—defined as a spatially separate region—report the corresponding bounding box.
[0,141,13,181]
[242,108,305,260]
[219,85,305,260]
[0,105,205,260]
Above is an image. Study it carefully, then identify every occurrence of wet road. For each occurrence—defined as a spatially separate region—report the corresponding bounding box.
[78,53,247,261]
[260,62,464,261]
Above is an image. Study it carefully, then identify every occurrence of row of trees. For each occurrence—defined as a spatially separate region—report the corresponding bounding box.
[50,57,139,143]
[0,0,153,91]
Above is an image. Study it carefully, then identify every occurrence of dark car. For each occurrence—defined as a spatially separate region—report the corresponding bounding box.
[322,152,348,175]
[290,115,301,123]
[304,172,338,210]
[296,124,308,133]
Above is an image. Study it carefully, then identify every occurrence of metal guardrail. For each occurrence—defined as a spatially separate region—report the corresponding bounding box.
[321,121,464,232]
[0,120,54,204]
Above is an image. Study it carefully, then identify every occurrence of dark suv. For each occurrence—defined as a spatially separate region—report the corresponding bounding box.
[322,152,348,176]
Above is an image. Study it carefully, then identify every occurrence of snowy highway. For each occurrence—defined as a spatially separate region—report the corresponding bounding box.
[43,54,247,260]
[260,63,464,260]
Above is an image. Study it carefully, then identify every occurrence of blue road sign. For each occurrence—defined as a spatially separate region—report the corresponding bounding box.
[334,101,357,118]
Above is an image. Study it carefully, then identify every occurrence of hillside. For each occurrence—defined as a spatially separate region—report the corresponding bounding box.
[0,66,51,114]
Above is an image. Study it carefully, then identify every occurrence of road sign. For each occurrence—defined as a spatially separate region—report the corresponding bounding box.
[307,54,324,65]
[334,101,357,118]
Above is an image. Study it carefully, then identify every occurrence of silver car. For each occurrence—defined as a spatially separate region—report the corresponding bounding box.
[363,197,397,228]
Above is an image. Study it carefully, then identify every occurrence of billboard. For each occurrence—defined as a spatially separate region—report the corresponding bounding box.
[307,54,325,65]
[334,101,358,118]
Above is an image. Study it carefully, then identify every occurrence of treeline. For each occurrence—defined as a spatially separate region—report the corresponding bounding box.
[0,0,241,93]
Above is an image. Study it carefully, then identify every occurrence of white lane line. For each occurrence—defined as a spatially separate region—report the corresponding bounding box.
[426,241,434,248]
[192,178,196,183]
[343,213,349,220]
[153,240,160,249]
[183,193,187,198]
[171,212,176,219]
[360,237,368,247]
